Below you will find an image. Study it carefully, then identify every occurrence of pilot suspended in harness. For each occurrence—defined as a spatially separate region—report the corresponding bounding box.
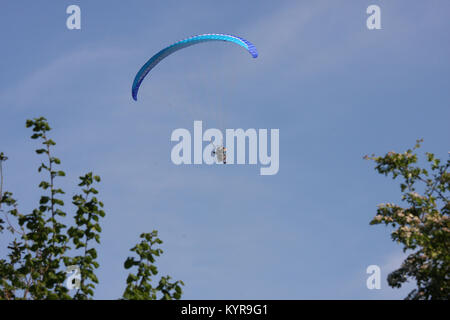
[211,145,227,164]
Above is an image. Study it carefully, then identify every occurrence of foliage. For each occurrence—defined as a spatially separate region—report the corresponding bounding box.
[0,117,183,300]
[365,139,449,300]
[122,231,184,300]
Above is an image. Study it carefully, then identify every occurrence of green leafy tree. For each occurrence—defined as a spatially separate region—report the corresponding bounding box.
[0,117,184,300]
[122,231,184,300]
[365,140,449,300]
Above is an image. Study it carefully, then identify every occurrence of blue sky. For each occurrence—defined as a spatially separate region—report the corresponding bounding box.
[0,1,449,299]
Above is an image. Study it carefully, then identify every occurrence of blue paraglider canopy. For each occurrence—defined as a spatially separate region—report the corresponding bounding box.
[131,34,258,101]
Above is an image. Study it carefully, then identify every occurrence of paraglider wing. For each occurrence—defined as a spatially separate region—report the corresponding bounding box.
[131,34,258,101]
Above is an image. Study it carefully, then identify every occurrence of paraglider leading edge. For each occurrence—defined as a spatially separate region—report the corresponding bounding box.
[131,33,258,101]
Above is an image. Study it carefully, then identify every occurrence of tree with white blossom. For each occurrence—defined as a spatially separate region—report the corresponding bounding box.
[365,140,449,300]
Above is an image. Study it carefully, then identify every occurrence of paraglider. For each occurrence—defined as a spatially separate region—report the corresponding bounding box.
[131,33,258,101]
[132,34,258,164]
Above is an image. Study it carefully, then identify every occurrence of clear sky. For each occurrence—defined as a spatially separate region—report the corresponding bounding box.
[0,1,449,299]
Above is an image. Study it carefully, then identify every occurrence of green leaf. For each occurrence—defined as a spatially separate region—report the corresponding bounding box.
[124,257,135,269]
